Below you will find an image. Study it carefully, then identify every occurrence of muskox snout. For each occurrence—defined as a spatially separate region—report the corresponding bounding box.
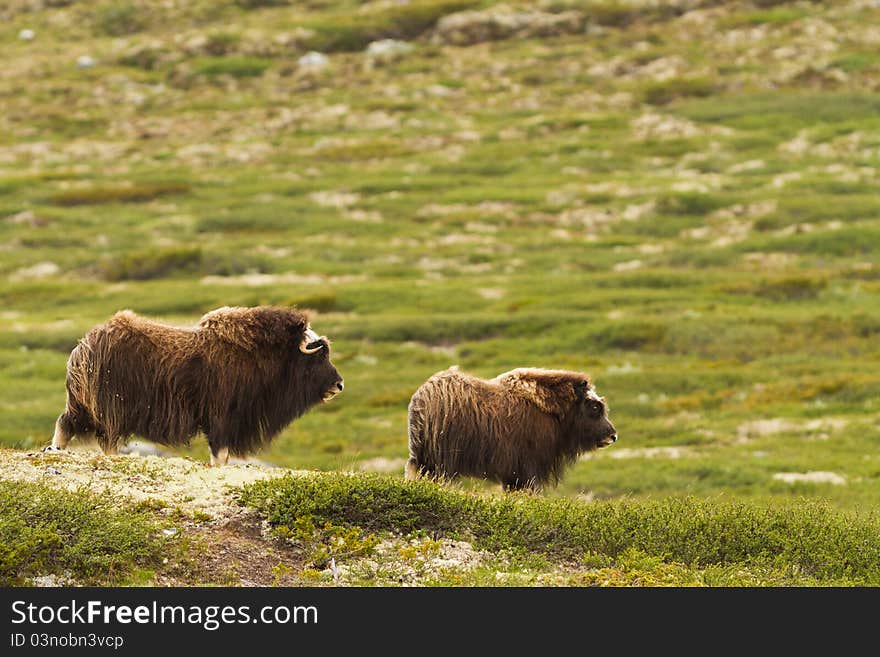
[599,431,617,447]
[322,379,344,402]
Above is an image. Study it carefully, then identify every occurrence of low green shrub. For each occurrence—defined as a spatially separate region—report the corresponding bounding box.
[99,247,202,281]
[641,77,716,106]
[239,473,880,584]
[302,0,479,53]
[0,480,168,586]
[192,56,272,79]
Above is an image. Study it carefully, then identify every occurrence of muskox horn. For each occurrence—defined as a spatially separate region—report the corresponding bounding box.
[300,327,324,354]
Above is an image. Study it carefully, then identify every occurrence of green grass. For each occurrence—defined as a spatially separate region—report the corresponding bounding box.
[0,480,169,586]
[239,473,880,585]
[1,0,879,573]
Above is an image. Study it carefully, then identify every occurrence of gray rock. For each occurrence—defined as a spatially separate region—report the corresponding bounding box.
[431,5,586,46]
[365,39,413,66]
[298,51,329,72]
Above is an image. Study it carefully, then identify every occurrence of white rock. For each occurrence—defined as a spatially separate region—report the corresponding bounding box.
[19,29,36,41]
[76,55,96,69]
[365,39,413,65]
[5,210,37,225]
[772,471,846,486]
[297,51,328,72]
[11,262,61,280]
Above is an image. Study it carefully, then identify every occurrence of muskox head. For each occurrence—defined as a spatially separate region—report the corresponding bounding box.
[494,368,617,452]
[298,325,344,403]
[570,381,617,450]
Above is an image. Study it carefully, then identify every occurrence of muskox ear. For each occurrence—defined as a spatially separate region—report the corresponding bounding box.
[573,381,588,403]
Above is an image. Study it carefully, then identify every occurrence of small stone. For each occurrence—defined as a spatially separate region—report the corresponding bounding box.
[11,262,61,280]
[19,29,36,41]
[365,39,413,66]
[297,51,328,72]
[76,55,96,69]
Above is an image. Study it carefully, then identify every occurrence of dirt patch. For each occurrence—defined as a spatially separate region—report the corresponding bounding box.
[157,513,306,586]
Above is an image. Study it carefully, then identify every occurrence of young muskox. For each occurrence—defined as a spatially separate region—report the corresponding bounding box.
[49,306,343,465]
[406,366,617,491]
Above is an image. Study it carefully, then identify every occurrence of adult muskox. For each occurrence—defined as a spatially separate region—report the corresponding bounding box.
[405,366,617,491]
[49,306,343,465]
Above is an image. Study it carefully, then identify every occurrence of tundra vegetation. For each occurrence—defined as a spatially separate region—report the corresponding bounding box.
[1,0,879,585]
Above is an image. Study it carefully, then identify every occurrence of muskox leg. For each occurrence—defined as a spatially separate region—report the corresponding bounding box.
[207,431,229,467]
[502,477,538,493]
[405,458,442,482]
[405,458,422,481]
[210,446,229,467]
[95,428,120,456]
[50,413,75,450]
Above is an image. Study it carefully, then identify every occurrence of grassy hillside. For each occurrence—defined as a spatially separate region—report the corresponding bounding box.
[4,449,879,586]
[1,0,879,518]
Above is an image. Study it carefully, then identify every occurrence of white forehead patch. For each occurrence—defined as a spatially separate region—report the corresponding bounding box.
[586,388,603,403]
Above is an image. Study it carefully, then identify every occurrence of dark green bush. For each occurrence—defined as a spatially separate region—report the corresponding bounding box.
[235,0,290,8]
[590,320,667,351]
[302,0,479,53]
[657,192,725,216]
[725,275,828,302]
[192,56,272,79]
[49,183,189,206]
[642,77,717,106]
[99,247,202,281]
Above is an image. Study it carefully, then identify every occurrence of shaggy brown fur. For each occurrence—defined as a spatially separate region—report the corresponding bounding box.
[50,306,343,464]
[406,366,617,491]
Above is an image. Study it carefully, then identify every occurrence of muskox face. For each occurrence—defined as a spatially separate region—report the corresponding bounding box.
[298,326,344,403]
[571,382,617,450]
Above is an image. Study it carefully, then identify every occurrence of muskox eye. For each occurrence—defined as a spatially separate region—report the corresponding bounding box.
[590,401,603,417]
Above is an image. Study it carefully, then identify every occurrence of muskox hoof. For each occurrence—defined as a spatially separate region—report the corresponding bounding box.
[40,445,64,453]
